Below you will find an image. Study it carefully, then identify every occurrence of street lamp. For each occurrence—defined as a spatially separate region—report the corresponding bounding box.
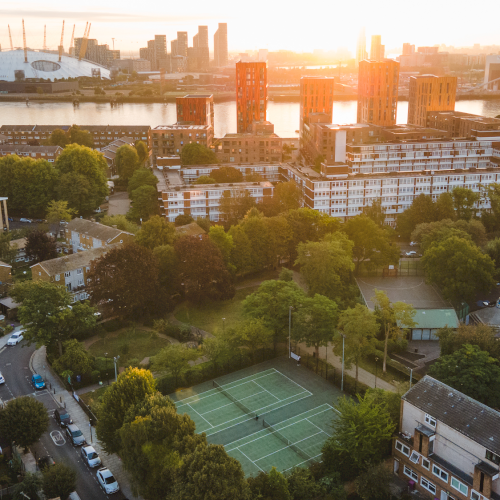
[341,334,346,392]
[113,355,120,382]
[408,367,413,389]
[105,352,109,386]
[374,357,379,389]
[288,306,293,358]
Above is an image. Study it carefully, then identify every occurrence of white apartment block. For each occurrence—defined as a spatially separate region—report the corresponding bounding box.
[180,163,281,184]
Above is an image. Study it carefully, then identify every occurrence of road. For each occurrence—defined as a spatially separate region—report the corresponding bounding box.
[0,340,126,499]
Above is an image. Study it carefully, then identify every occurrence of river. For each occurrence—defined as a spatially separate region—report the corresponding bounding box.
[0,99,499,138]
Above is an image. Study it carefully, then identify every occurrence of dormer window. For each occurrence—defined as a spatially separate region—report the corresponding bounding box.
[425,414,436,428]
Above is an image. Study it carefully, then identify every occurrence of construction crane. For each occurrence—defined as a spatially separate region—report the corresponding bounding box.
[69,24,75,57]
[43,25,47,51]
[22,19,27,63]
[58,20,65,61]
[8,25,13,51]
[78,22,91,61]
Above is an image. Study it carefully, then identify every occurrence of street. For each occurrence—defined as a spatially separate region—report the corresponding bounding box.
[0,339,126,499]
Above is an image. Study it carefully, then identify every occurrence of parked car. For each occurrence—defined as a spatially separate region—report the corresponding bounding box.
[410,241,418,246]
[405,251,421,257]
[37,455,55,470]
[54,408,72,427]
[0,371,5,384]
[8,217,13,222]
[97,467,119,494]
[19,218,32,223]
[66,424,86,446]
[7,331,24,346]
[60,220,69,225]
[31,374,46,390]
[81,445,102,468]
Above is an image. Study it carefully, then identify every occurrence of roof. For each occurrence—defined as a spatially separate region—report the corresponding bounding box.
[0,145,62,154]
[9,238,27,249]
[0,260,11,268]
[66,219,134,243]
[33,245,118,276]
[403,376,500,455]
[175,222,206,237]
[0,297,20,309]
[409,309,459,329]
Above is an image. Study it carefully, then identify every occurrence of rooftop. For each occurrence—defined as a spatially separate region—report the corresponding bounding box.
[181,94,213,98]
[152,124,210,131]
[175,222,206,237]
[65,218,134,242]
[0,145,62,154]
[162,181,273,193]
[403,375,500,455]
[403,309,459,329]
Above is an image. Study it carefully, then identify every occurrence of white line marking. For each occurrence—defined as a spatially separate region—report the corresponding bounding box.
[187,403,213,429]
[50,430,66,446]
[281,452,323,473]
[239,448,264,473]
[0,347,6,354]
[272,369,312,394]
[254,431,323,463]
[305,417,327,434]
[201,390,266,416]
[253,381,281,402]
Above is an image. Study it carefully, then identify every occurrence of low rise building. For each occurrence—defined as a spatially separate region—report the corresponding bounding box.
[0,134,8,145]
[175,222,206,238]
[180,163,281,184]
[426,112,500,138]
[64,219,134,254]
[100,137,137,176]
[0,145,63,162]
[393,376,500,500]
[9,238,29,264]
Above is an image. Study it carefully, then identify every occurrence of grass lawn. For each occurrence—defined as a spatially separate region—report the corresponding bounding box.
[87,328,171,367]
[79,385,109,407]
[174,286,259,334]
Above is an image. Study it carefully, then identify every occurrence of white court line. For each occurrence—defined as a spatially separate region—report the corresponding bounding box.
[272,369,313,395]
[305,417,332,437]
[254,431,324,463]
[187,403,213,429]
[201,390,266,416]
[239,448,264,473]
[253,380,281,402]
[282,452,323,473]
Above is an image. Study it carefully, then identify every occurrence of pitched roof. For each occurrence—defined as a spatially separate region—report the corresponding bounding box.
[175,222,206,237]
[0,260,11,268]
[411,309,459,329]
[9,238,27,249]
[33,245,119,276]
[403,376,500,455]
[66,218,133,242]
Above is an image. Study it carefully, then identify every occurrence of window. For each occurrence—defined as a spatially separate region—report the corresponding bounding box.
[409,451,420,464]
[404,466,418,481]
[77,268,83,275]
[422,458,430,470]
[395,440,410,457]
[432,464,449,482]
[64,271,71,277]
[451,477,468,496]
[425,414,437,427]
[55,274,60,282]
[486,450,500,465]
[421,477,436,494]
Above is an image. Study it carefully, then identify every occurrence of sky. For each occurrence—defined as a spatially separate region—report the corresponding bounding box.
[0,0,499,57]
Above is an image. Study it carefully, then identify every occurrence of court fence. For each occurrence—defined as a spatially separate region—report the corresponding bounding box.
[357,260,425,278]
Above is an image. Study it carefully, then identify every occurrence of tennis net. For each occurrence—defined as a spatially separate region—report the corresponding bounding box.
[262,418,311,463]
[213,380,257,419]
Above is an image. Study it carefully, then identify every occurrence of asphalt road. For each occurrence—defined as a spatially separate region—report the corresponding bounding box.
[0,341,125,500]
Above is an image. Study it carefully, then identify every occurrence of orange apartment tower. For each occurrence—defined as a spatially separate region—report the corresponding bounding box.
[176,94,214,128]
[299,76,335,133]
[236,61,268,133]
[407,75,457,127]
[357,59,400,126]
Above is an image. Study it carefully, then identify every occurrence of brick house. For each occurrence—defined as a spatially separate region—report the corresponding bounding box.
[0,260,12,295]
[393,376,500,500]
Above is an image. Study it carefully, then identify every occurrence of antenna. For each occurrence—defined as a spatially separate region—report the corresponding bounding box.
[58,20,65,62]
[22,19,28,63]
[8,25,13,51]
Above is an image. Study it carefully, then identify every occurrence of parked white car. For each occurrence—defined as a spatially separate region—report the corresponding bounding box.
[0,371,5,384]
[7,331,24,346]
[97,467,119,494]
[81,445,102,468]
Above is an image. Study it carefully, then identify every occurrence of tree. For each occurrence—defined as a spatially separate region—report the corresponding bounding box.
[174,236,235,303]
[153,344,199,385]
[180,143,218,165]
[53,339,94,377]
[13,472,42,500]
[135,215,176,249]
[203,336,234,373]
[68,125,94,148]
[41,463,76,500]
[100,214,139,234]
[322,394,395,472]
[174,214,194,226]
[372,290,416,373]
[10,281,96,355]
[355,463,393,500]
[116,144,140,181]
[452,187,479,221]
[152,244,179,294]
[96,367,157,453]
[0,232,17,264]
[293,294,338,360]
[127,168,158,195]
[287,467,327,500]
[208,225,234,267]
[295,233,355,304]
[210,166,243,183]
[248,467,291,500]
[127,185,159,222]
[422,235,495,304]
[435,192,455,220]
[0,396,49,449]
[337,305,378,383]
[219,190,256,227]
[194,175,217,184]
[24,230,57,263]
[274,180,303,212]
[313,155,324,173]
[437,324,500,360]
[232,318,273,362]
[47,128,70,148]
[364,198,386,227]
[364,388,403,429]
[46,200,75,225]
[396,194,438,239]
[134,140,149,164]
[55,144,108,215]
[429,344,500,407]
[484,237,500,268]
[88,243,167,318]
[171,444,250,500]
[344,215,399,275]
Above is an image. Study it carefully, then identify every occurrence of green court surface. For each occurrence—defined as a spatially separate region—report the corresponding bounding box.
[174,368,312,436]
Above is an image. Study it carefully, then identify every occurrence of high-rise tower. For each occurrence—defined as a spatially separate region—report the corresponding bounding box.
[214,23,228,67]
[236,61,267,133]
[370,35,385,62]
[356,28,367,66]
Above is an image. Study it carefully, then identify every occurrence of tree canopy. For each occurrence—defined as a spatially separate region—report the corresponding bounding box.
[135,215,176,249]
[211,166,244,183]
[127,168,158,195]
[180,143,218,165]
[127,185,159,222]
[41,463,77,500]
[116,144,141,182]
[24,230,57,263]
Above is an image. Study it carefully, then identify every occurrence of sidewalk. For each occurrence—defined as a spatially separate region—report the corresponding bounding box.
[31,346,140,500]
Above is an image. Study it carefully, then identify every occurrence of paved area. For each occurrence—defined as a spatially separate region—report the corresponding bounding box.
[107,191,131,216]
[356,276,451,310]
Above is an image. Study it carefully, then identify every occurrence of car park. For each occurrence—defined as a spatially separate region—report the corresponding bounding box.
[0,371,4,384]
[97,467,119,494]
[81,445,102,468]
[66,424,86,446]
[54,408,72,427]
[7,331,24,346]
[31,374,46,390]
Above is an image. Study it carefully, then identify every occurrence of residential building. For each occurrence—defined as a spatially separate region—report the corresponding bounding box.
[0,261,12,294]
[380,124,451,141]
[215,121,283,163]
[176,32,188,58]
[299,77,335,138]
[176,95,214,128]
[357,59,400,126]
[159,181,274,222]
[0,145,62,161]
[393,376,500,500]
[74,38,119,68]
[214,23,228,67]
[369,35,384,61]
[175,222,206,238]
[484,55,500,90]
[192,26,209,72]
[64,218,134,254]
[236,61,268,133]
[113,58,151,73]
[139,35,167,70]
[402,43,415,56]
[31,245,118,302]
[356,28,367,66]
[0,197,8,232]
[150,125,213,166]
[180,162,281,184]
[427,111,500,138]
[100,137,137,176]
[0,134,8,145]
[9,238,29,264]
[408,75,457,127]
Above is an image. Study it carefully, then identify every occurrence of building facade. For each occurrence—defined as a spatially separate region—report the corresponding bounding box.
[393,376,500,500]
[357,59,400,126]
[356,28,367,67]
[484,55,500,91]
[192,26,209,72]
[236,61,268,133]
[369,35,385,61]
[427,111,500,138]
[176,95,214,128]
[0,145,62,161]
[180,163,281,184]
[214,23,228,67]
[408,75,457,127]
[299,77,334,136]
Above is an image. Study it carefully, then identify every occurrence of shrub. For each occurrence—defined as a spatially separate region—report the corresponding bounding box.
[91,370,101,383]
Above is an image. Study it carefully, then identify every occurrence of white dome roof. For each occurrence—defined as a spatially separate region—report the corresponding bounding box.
[0,49,111,82]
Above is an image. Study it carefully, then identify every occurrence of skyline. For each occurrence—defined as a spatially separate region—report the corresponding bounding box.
[0,0,499,57]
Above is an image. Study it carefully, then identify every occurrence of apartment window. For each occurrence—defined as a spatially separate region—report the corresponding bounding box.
[451,477,468,496]
[422,458,430,470]
[471,491,486,500]
[64,271,71,277]
[421,477,437,495]
[404,466,418,482]
[432,464,449,482]
[395,440,410,457]
[485,450,500,465]
[55,274,60,282]
[425,414,437,427]
[77,268,83,275]
[409,451,420,464]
